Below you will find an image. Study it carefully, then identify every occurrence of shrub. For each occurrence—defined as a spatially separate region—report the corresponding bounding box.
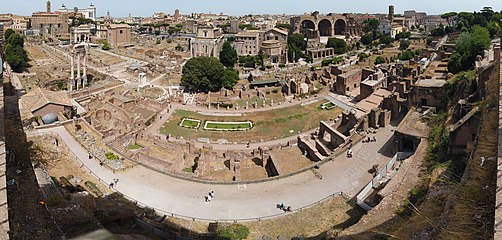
[375,56,386,64]
[279,63,285,68]
[215,224,250,240]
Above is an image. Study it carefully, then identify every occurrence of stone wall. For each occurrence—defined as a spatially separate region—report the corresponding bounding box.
[0,65,10,238]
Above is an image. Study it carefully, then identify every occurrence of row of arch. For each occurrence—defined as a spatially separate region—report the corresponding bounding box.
[300,19,346,36]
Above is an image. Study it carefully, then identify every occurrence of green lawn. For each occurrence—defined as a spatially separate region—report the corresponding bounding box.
[205,122,252,130]
[180,118,200,128]
[159,100,342,142]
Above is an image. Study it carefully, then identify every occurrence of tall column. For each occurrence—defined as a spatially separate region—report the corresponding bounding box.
[76,53,81,90]
[83,53,87,87]
[70,54,74,91]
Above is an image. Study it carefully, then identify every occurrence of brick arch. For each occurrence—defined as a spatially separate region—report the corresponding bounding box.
[318,19,332,36]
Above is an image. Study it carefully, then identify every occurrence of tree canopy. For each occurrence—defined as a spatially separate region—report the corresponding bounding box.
[221,68,239,90]
[362,19,379,33]
[360,34,373,45]
[219,41,237,68]
[3,32,28,72]
[448,25,491,73]
[182,57,236,92]
[326,38,348,54]
[399,40,410,51]
[4,28,14,41]
[7,33,24,48]
[287,33,306,62]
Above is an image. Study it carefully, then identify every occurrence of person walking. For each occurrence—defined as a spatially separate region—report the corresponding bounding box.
[209,190,214,198]
[113,178,119,186]
[109,182,114,189]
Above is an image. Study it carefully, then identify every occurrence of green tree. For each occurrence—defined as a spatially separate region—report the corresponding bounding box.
[275,23,291,29]
[215,224,250,240]
[221,68,239,89]
[360,34,373,45]
[362,19,379,33]
[219,41,237,68]
[102,40,111,50]
[4,28,14,41]
[287,33,306,50]
[375,56,386,64]
[448,25,491,73]
[379,35,394,45]
[181,57,225,92]
[441,12,457,26]
[487,21,501,38]
[447,53,463,74]
[239,55,256,68]
[3,44,28,72]
[399,40,410,51]
[7,33,24,48]
[430,25,446,37]
[326,38,347,54]
[287,33,306,62]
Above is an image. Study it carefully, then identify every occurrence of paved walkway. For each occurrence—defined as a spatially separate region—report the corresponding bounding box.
[33,125,396,221]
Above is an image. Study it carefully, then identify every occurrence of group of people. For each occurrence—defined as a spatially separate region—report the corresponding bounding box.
[109,178,119,188]
[278,203,292,212]
[205,190,215,202]
[362,136,377,143]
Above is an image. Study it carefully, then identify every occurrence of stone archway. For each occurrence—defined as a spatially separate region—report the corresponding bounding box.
[300,19,315,35]
[334,19,346,35]
[318,19,332,37]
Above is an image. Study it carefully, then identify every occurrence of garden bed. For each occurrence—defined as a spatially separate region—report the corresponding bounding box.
[203,121,253,131]
[320,101,337,110]
[179,118,201,129]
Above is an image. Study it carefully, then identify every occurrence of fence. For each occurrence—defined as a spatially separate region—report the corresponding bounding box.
[356,152,413,210]
[27,130,353,223]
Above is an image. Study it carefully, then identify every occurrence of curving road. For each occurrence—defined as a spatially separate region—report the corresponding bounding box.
[32,124,396,221]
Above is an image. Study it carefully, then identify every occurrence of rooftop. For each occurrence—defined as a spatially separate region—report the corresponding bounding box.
[415,78,447,88]
[395,108,429,138]
[20,87,72,114]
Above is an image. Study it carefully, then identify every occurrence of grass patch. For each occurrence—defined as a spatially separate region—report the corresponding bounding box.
[182,167,193,173]
[126,144,142,150]
[180,118,201,129]
[160,101,341,142]
[105,152,119,160]
[205,121,252,130]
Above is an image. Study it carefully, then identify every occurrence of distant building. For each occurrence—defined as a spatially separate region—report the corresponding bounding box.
[229,20,240,34]
[233,30,264,56]
[96,11,132,47]
[189,25,224,58]
[58,3,97,21]
[173,9,180,22]
[31,1,69,37]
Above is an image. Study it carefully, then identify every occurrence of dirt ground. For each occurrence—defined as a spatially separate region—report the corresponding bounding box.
[168,195,363,239]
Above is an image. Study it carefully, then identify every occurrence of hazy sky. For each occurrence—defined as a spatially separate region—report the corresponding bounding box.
[3,0,502,17]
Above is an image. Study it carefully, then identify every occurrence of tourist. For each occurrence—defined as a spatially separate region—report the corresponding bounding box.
[88,153,92,159]
[206,195,212,202]
[113,178,119,185]
[278,203,285,210]
[209,190,214,198]
[372,136,377,142]
[109,182,114,188]
[99,161,104,166]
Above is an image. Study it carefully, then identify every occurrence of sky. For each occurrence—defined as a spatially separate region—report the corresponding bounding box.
[3,0,502,18]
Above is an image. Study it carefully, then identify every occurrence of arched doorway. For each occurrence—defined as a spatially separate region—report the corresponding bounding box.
[318,19,332,37]
[334,19,346,35]
[300,20,315,35]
